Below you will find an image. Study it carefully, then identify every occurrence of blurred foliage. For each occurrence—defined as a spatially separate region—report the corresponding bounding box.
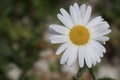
[96,0,120,25]
[0,0,65,80]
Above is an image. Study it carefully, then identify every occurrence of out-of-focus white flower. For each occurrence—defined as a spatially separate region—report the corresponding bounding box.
[40,48,53,58]
[6,63,22,80]
[97,64,119,80]
[34,60,49,72]
[61,64,78,75]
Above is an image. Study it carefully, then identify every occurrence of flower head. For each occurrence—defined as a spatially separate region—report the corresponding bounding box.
[49,3,111,68]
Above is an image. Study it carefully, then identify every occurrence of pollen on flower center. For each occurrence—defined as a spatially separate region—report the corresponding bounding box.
[69,25,90,45]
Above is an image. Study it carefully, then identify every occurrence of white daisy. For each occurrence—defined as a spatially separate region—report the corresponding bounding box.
[49,3,111,68]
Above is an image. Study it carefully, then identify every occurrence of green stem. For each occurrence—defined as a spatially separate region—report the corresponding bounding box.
[76,66,87,78]
[73,64,96,80]
[89,68,96,80]
[73,65,87,80]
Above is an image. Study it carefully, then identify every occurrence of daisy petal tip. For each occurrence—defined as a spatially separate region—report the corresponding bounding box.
[98,16,102,19]
[49,37,52,40]
[79,64,84,68]
[87,65,92,68]
[57,13,62,18]
[49,40,53,44]
[49,25,58,31]
[60,8,64,12]
[70,5,73,9]
[98,16,103,21]
[104,50,106,53]
[101,54,104,58]
[74,2,79,6]
[81,4,86,7]
[88,5,92,10]
[55,52,60,55]
[109,29,112,33]
[55,48,63,55]
[49,25,54,29]
[86,62,92,68]
[98,59,101,63]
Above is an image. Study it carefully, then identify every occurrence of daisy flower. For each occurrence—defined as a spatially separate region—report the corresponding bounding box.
[49,3,111,68]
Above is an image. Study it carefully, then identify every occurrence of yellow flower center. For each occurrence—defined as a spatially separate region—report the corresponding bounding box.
[69,25,90,45]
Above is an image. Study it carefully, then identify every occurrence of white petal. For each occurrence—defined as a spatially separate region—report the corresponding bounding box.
[85,54,92,68]
[73,3,80,14]
[73,3,82,24]
[89,40,103,57]
[60,47,70,64]
[100,41,106,45]
[55,42,70,55]
[91,29,111,37]
[92,36,109,42]
[87,45,98,67]
[86,44,96,65]
[70,5,78,25]
[49,24,70,34]
[91,40,106,53]
[87,16,103,28]
[84,46,92,68]
[78,46,85,67]
[80,4,86,20]
[49,35,69,44]
[100,29,111,36]
[90,21,110,33]
[67,45,78,66]
[60,8,74,28]
[88,44,101,63]
[83,6,92,25]
[57,14,72,29]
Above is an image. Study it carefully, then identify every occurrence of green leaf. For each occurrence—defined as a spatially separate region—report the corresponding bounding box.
[98,77,115,80]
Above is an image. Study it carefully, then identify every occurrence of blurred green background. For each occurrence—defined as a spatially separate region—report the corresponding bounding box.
[0,0,120,80]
